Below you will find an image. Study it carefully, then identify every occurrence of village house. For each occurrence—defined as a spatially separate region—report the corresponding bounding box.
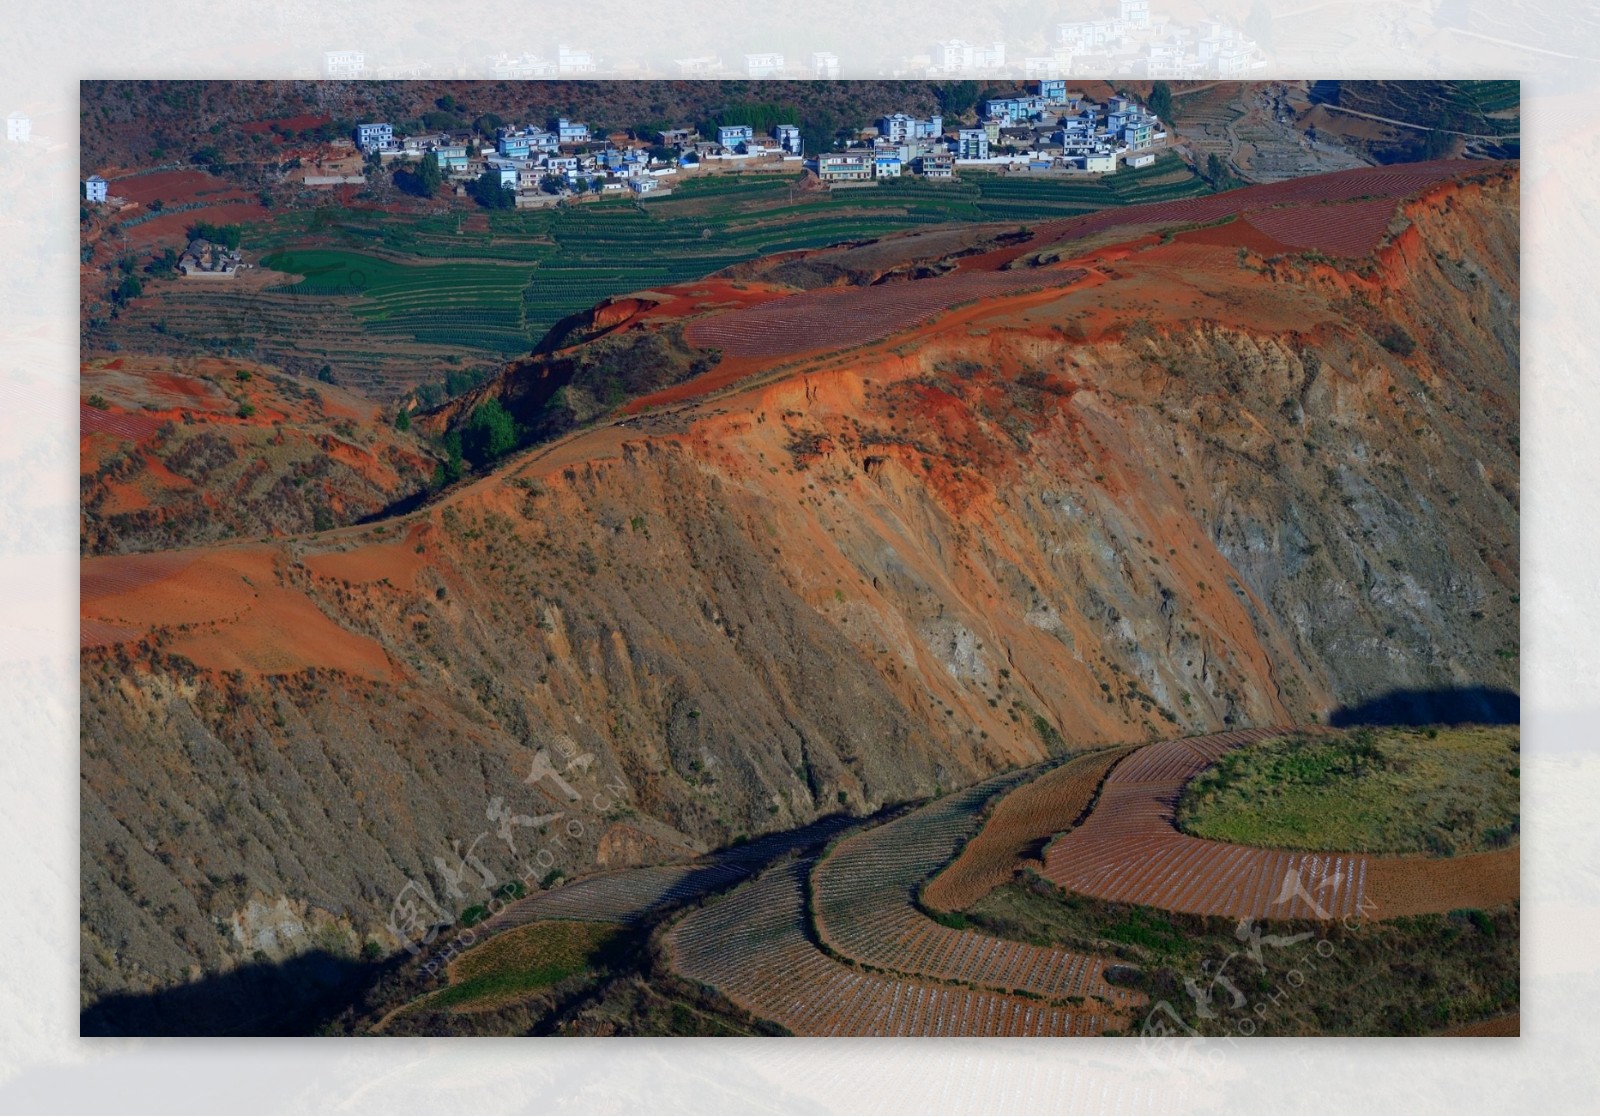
[916,152,955,178]
[873,152,902,178]
[178,238,243,277]
[557,45,596,75]
[817,152,874,182]
[324,50,366,79]
[877,113,943,145]
[556,118,590,144]
[956,128,990,160]
[6,111,30,143]
[811,52,840,79]
[744,52,785,78]
[487,53,557,79]
[716,125,754,151]
[1126,151,1156,168]
[774,123,802,155]
[84,175,107,203]
[354,122,395,154]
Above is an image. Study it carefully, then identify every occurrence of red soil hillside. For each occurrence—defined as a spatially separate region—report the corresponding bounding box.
[81,355,440,555]
[80,163,1519,1007]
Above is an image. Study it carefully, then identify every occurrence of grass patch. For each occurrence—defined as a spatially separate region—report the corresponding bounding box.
[1176,726,1519,856]
[429,920,632,1012]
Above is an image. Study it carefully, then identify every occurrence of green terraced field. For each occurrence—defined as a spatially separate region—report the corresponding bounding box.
[148,153,1215,392]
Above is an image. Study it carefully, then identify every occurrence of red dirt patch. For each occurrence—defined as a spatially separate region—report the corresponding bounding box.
[1243,197,1402,257]
[81,545,396,679]
[240,113,332,135]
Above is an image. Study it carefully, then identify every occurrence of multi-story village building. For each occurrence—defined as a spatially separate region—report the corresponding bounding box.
[817,152,874,182]
[556,118,590,144]
[956,128,990,159]
[6,111,30,143]
[877,113,943,144]
[743,52,785,78]
[716,125,754,150]
[557,45,596,74]
[873,152,902,178]
[931,39,1005,73]
[487,53,557,79]
[774,123,802,155]
[354,122,395,153]
[811,52,840,78]
[84,175,107,202]
[324,50,366,79]
[916,152,955,178]
[675,56,723,77]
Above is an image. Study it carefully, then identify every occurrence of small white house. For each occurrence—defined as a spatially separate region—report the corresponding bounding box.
[84,175,107,203]
[744,52,785,78]
[1084,151,1116,173]
[6,111,30,143]
[324,50,366,79]
[1126,151,1156,169]
[811,52,840,79]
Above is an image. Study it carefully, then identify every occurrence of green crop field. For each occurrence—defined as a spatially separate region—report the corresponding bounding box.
[149,151,1215,393]
[1176,725,1520,856]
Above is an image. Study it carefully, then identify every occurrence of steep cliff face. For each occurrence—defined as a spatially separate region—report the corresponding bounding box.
[80,167,1517,1008]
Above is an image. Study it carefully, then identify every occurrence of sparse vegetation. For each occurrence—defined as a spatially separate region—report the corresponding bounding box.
[1177,727,1519,856]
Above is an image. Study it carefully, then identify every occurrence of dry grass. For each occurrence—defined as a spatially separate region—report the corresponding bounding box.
[1177,726,1519,856]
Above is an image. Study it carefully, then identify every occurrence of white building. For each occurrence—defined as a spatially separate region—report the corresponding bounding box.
[932,39,1006,73]
[744,52,785,78]
[774,123,802,155]
[817,152,874,182]
[878,113,943,144]
[956,128,989,159]
[354,122,395,153]
[556,118,589,144]
[873,153,902,178]
[1126,151,1156,168]
[811,52,840,79]
[557,45,596,74]
[324,50,366,79]
[6,111,30,143]
[1121,0,1152,30]
[84,175,107,203]
[488,53,557,79]
[676,56,723,77]
[1084,151,1116,173]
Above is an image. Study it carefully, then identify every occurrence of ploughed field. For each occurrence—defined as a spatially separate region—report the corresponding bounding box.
[808,769,1135,1009]
[1040,730,1520,921]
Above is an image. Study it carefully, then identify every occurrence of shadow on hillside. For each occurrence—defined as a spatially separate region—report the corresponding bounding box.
[80,949,391,1037]
[1329,686,1520,727]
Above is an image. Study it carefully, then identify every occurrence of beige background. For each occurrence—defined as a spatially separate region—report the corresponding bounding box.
[1,0,1589,1111]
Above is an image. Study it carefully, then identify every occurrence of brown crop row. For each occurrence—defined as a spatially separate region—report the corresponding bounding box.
[666,861,1125,1036]
[921,745,1140,912]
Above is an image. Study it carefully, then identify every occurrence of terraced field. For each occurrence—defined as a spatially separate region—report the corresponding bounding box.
[921,745,1139,912]
[666,860,1124,1037]
[1039,729,1520,921]
[809,769,1135,1010]
[478,813,861,934]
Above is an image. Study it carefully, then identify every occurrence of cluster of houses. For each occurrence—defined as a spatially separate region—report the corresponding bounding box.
[816,84,1164,182]
[332,78,1168,203]
[354,117,681,205]
[177,236,245,277]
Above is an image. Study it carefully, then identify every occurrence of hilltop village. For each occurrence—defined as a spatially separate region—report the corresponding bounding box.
[84,80,1167,209]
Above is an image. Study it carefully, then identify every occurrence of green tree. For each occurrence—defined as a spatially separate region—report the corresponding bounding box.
[395,408,411,432]
[935,80,980,117]
[460,399,519,466]
[1148,81,1173,122]
[469,170,515,208]
[417,151,442,196]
